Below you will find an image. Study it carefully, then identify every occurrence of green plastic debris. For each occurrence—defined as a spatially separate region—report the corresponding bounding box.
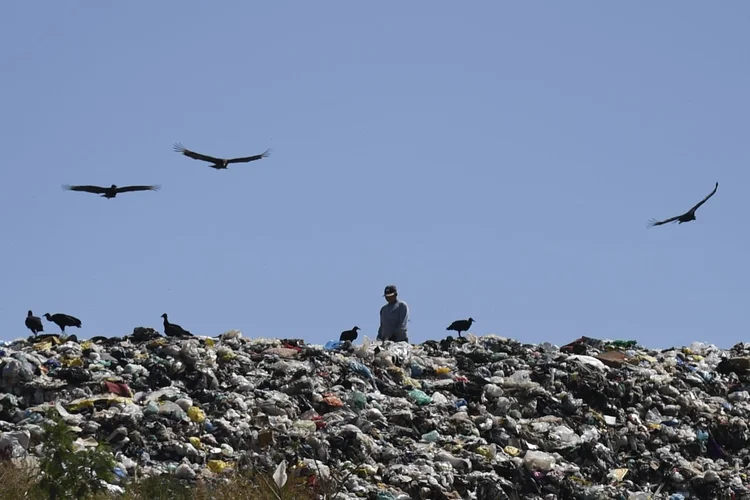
[407,389,432,406]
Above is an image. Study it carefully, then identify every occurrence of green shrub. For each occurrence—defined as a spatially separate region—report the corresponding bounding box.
[0,412,336,499]
[38,410,116,500]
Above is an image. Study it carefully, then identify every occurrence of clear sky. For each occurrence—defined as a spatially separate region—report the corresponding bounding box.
[1,2,748,349]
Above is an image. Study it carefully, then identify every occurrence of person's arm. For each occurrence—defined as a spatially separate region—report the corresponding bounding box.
[377,305,384,340]
[395,302,409,335]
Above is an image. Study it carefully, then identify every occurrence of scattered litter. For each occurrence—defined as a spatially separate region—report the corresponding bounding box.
[0,331,748,498]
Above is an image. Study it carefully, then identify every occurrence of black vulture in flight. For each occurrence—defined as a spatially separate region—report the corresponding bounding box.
[62,184,161,199]
[447,317,475,337]
[161,313,193,337]
[43,312,82,333]
[339,326,360,342]
[648,182,718,228]
[173,142,271,170]
[25,310,43,336]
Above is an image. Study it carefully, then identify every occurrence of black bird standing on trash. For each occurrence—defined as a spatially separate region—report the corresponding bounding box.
[173,142,271,170]
[62,184,161,199]
[161,313,193,337]
[339,326,360,342]
[447,318,475,338]
[25,310,44,336]
[647,182,718,228]
[43,312,82,333]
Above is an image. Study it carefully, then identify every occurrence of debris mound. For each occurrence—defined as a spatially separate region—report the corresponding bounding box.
[1,329,750,499]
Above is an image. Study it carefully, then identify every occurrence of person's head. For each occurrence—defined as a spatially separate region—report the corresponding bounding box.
[383,285,398,304]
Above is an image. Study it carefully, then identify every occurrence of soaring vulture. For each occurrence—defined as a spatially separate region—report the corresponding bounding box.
[173,142,271,170]
[62,184,161,198]
[648,182,718,228]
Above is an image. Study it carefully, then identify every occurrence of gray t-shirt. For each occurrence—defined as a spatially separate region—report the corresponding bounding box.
[377,300,409,342]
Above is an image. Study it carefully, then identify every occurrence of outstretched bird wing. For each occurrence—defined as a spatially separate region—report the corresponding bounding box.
[62,184,108,194]
[226,149,272,164]
[173,143,223,164]
[115,184,161,194]
[688,182,719,213]
[647,215,682,228]
[646,182,719,228]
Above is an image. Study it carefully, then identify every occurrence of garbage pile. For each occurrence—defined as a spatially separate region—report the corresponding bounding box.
[2,328,750,500]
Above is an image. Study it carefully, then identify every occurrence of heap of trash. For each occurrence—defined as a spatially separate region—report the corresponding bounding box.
[2,328,750,500]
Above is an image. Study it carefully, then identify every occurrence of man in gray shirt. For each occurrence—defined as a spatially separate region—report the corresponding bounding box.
[377,285,409,342]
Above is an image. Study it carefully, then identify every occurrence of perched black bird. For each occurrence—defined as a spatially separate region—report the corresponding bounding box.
[161,313,193,337]
[339,326,360,342]
[43,312,82,333]
[173,142,271,170]
[446,317,475,338]
[648,182,718,228]
[25,310,44,336]
[62,184,161,199]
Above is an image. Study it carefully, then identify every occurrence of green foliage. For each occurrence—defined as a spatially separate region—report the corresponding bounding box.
[0,459,325,500]
[0,412,331,499]
[38,410,116,500]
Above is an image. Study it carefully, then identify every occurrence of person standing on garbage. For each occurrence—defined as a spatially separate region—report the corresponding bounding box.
[377,285,410,342]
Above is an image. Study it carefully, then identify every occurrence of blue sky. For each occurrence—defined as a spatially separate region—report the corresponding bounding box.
[1,2,748,349]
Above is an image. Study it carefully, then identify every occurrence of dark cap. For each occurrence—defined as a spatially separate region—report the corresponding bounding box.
[384,285,398,297]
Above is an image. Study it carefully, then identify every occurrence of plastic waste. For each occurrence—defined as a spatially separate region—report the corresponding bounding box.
[0,329,746,499]
[407,389,432,405]
[324,340,343,350]
[421,430,439,442]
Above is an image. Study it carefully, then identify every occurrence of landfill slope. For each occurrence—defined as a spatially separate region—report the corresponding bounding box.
[1,329,750,499]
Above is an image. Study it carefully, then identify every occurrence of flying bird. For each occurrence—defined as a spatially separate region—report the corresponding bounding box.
[161,313,193,338]
[43,312,82,333]
[62,184,161,199]
[25,310,44,336]
[647,182,718,228]
[447,317,475,338]
[173,142,271,170]
[339,326,360,342]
